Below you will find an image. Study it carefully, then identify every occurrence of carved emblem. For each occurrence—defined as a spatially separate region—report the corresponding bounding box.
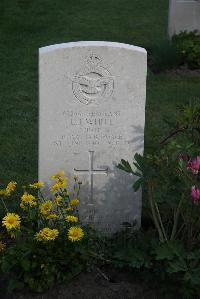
[72,54,114,105]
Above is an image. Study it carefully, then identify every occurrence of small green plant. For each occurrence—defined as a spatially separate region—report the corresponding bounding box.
[151,31,200,72]
[108,229,200,298]
[0,171,93,292]
[172,31,200,69]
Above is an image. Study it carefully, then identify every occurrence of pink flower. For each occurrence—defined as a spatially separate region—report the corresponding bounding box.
[188,156,200,174]
[191,186,200,203]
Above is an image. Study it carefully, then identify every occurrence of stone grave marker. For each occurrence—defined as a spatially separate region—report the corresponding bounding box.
[39,41,147,233]
[168,0,200,37]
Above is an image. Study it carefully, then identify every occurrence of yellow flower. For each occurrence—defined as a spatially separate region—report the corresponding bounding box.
[35,228,59,241]
[21,192,37,209]
[46,213,58,220]
[29,181,44,189]
[39,200,52,215]
[51,179,67,193]
[51,183,60,193]
[51,170,66,180]
[2,213,21,231]
[55,195,62,206]
[0,189,7,196]
[0,241,6,252]
[68,227,84,242]
[65,215,78,223]
[70,198,79,206]
[5,181,17,196]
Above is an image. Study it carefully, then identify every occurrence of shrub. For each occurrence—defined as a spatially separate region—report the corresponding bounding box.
[150,31,200,72]
[117,102,200,298]
[172,31,200,69]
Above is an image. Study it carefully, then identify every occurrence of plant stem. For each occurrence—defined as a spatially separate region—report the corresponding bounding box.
[1,198,8,212]
[154,201,168,242]
[96,267,110,281]
[160,127,187,145]
[170,196,183,240]
[89,251,111,263]
[147,181,164,242]
[174,223,185,239]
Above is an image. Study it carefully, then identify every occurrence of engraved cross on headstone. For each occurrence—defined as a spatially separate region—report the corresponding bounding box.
[74,151,108,205]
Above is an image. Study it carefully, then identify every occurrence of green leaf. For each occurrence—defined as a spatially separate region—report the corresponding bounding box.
[154,244,175,261]
[184,269,200,285]
[21,259,30,271]
[117,159,133,173]
[167,259,188,273]
[134,153,144,170]
[133,178,143,191]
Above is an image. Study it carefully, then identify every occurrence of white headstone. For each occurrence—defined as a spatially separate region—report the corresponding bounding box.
[39,41,147,233]
[168,0,200,37]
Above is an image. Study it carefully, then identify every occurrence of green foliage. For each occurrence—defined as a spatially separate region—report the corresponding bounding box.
[1,237,88,293]
[150,31,200,72]
[117,154,144,190]
[172,31,200,69]
[106,229,200,298]
[108,230,154,270]
[0,174,97,293]
[117,103,200,297]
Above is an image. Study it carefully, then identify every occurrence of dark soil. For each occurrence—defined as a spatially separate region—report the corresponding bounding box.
[1,267,162,299]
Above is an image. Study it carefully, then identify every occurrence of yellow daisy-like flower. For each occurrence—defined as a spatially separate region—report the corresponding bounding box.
[35,228,59,241]
[46,213,58,220]
[70,198,79,206]
[2,213,21,231]
[68,227,84,242]
[51,170,66,180]
[51,183,60,193]
[29,181,44,189]
[51,179,67,193]
[0,241,6,252]
[39,200,52,216]
[55,195,62,206]
[5,181,17,196]
[21,192,37,209]
[65,215,78,223]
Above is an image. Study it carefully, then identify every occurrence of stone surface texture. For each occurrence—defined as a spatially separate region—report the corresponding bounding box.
[39,41,147,233]
[168,0,200,37]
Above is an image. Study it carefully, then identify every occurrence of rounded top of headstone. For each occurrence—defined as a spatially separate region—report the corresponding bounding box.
[39,41,147,55]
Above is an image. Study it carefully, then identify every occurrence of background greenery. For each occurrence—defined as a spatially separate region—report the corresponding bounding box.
[0,0,199,185]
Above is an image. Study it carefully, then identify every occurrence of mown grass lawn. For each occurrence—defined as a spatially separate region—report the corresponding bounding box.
[0,0,199,186]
